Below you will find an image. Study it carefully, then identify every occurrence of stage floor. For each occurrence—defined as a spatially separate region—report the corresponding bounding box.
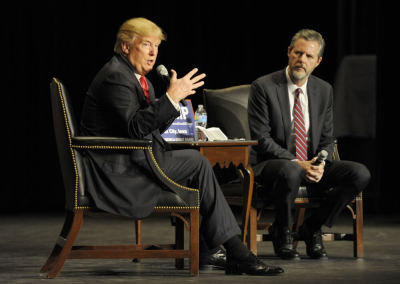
[1,211,399,283]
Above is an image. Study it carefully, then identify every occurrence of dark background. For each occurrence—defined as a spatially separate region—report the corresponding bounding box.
[3,1,389,214]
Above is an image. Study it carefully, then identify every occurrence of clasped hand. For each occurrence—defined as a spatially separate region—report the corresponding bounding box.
[297,157,325,183]
[167,68,206,104]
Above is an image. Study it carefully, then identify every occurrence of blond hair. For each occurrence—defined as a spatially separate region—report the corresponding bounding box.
[114,17,166,55]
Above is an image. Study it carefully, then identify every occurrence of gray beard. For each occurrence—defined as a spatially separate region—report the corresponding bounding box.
[291,70,308,82]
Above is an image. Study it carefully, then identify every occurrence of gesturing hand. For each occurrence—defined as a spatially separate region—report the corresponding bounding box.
[167,68,206,104]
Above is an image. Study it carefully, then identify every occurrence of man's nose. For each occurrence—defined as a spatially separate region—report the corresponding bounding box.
[299,53,307,62]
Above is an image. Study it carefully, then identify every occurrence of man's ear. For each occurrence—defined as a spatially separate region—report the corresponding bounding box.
[121,42,130,55]
[287,46,292,57]
[316,56,322,67]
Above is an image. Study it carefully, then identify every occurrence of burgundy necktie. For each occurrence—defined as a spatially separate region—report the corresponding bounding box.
[294,88,308,161]
[139,75,151,103]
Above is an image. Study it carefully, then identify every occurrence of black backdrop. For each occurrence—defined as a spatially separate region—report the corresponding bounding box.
[3,0,388,213]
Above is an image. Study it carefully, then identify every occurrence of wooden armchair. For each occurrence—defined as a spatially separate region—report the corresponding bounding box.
[203,85,364,258]
[40,78,200,278]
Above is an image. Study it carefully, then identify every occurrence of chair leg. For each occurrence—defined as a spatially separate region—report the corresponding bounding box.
[135,220,142,245]
[175,216,185,269]
[354,197,364,258]
[132,220,142,263]
[40,209,84,278]
[292,207,306,248]
[248,206,258,255]
[240,165,254,246]
[189,210,199,276]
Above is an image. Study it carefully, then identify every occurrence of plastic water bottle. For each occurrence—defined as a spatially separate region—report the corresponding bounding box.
[194,104,207,141]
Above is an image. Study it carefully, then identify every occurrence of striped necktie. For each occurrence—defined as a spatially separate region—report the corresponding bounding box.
[294,88,308,161]
[140,75,151,103]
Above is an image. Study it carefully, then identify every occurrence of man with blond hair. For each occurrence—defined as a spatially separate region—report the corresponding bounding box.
[80,17,283,276]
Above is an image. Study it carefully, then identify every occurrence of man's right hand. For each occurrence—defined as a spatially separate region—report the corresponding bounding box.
[167,68,206,104]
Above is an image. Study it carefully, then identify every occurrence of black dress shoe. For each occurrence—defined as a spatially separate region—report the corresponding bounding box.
[269,225,300,260]
[226,253,284,275]
[199,248,226,270]
[298,226,328,259]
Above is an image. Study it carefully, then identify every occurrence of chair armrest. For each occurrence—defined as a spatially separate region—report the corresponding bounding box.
[71,136,200,208]
[169,141,192,150]
[71,136,152,150]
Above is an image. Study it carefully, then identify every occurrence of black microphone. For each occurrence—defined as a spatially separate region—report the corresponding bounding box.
[156,64,187,106]
[313,150,328,165]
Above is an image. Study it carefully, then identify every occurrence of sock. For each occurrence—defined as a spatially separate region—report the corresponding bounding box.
[223,235,252,260]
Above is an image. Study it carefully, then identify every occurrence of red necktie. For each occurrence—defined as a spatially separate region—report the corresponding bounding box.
[294,88,308,161]
[139,75,151,103]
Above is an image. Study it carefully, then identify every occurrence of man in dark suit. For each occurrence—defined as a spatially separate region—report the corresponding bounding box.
[80,17,283,275]
[248,29,370,260]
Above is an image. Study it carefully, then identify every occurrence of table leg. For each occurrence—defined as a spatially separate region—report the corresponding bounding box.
[239,165,254,245]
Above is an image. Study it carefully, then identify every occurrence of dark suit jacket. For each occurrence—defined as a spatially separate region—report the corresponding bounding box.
[248,69,335,176]
[80,54,180,218]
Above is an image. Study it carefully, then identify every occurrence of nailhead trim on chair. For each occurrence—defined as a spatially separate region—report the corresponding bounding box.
[71,145,150,150]
[148,149,200,209]
[53,78,86,210]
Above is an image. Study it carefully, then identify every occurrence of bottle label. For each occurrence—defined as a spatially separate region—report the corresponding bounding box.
[197,115,207,123]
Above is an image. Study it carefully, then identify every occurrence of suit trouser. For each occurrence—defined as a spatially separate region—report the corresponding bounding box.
[255,159,371,229]
[161,149,241,249]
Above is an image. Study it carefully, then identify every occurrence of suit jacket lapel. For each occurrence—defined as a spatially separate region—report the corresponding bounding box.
[132,78,148,104]
[276,70,292,148]
[147,78,156,103]
[118,55,151,104]
[307,77,319,155]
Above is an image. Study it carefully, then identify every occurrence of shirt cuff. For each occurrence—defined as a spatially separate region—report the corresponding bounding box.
[166,92,180,111]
